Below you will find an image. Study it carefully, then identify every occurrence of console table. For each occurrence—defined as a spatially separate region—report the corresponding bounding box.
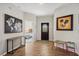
[7,36,25,54]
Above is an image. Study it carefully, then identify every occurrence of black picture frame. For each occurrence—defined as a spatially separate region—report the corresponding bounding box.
[5,14,22,33]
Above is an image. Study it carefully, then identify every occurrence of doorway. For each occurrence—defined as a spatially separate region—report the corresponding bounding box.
[41,23,49,40]
[25,20,33,43]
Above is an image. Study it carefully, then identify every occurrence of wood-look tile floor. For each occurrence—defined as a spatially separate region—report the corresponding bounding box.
[5,40,78,56]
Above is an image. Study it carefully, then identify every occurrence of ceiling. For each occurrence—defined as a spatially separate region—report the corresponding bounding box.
[14,3,64,16]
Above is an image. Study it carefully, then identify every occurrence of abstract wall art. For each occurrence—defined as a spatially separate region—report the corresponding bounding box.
[56,15,73,31]
[5,14,22,33]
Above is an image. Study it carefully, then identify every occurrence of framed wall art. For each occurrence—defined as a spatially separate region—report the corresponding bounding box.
[56,14,73,31]
[5,14,22,33]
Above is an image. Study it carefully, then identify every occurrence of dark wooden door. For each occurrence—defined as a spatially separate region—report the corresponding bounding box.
[41,23,49,40]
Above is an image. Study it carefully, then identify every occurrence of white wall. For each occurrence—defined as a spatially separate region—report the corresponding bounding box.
[0,3,24,55]
[23,12,36,41]
[54,3,79,54]
[36,15,54,41]
[25,21,33,33]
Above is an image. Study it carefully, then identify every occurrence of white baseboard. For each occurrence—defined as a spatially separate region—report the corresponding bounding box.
[0,45,20,56]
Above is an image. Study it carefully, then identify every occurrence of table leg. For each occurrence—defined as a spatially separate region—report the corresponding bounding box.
[12,40,14,54]
[7,40,8,54]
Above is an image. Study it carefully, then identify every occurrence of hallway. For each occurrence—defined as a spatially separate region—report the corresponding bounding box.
[5,40,78,56]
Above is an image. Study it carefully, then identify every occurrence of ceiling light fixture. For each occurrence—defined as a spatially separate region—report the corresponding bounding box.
[39,3,44,5]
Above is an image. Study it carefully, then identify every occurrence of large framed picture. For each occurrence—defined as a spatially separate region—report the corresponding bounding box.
[5,14,22,33]
[56,15,73,31]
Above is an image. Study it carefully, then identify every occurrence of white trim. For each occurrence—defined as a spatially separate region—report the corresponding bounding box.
[0,45,20,56]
